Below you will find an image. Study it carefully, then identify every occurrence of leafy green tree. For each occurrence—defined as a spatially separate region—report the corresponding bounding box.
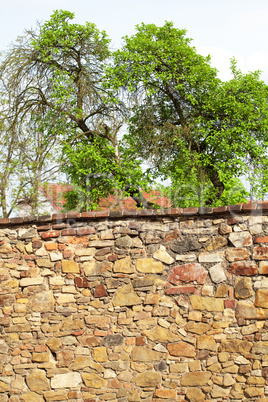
[107,22,268,206]
[1,10,148,211]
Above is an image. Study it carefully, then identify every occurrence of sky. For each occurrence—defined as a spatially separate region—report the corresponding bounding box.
[0,0,268,83]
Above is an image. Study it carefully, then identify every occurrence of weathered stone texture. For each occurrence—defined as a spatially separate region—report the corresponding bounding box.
[1,211,268,401]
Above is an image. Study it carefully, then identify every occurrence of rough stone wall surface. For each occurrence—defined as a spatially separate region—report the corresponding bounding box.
[1,207,268,401]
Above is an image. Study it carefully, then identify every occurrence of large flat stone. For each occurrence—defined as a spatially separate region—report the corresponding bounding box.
[235,277,253,299]
[135,371,161,387]
[112,284,141,307]
[153,245,174,264]
[198,252,224,263]
[255,289,268,308]
[168,263,207,285]
[226,248,250,262]
[144,325,181,343]
[61,260,80,273]
[136,258,163,273]
[190,295,224,312]
[167,342,196,357]
[228,261,257,276]
[229,232,252,247]
[181,372,211,386]
[236,302,268,320]
[82,373,107,388]
[26,370,50,393]
[51,372,82,389]
[113,257,134,273]
[28,290,55,313]
[209,263,226,283]
[132,346,163,361]
[220,339,253,354]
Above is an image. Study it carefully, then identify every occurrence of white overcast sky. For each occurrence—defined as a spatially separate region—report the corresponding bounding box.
[0,0,267,83]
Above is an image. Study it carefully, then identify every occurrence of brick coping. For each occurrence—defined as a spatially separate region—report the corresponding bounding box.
[2,202,268,226]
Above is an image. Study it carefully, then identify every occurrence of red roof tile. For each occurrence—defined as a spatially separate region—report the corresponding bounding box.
[39,183,172,212]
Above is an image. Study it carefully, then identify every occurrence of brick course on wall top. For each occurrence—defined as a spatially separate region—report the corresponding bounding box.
[1,204,268,401]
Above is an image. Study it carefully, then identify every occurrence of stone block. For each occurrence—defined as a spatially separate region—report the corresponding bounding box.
[136,258,163,273]
[135,371,161,387]
[51,372,82,389]
[181,372,211,386]
[209,263,226,283]
[112,284,141,307]
[81,373,107,388]
[168,263,207,284]
[26,370,50,393]
[226,248,250,262]
[229,232,252,247]
[61,260,79,273]
[255,289,268,308]
[167,341,196,357]
[228,260,257,276]
[190,295,224,311]
[113,256,134,273]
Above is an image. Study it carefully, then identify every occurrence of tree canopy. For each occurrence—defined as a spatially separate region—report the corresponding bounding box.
[107,22,268,205]
[0,13,267,215]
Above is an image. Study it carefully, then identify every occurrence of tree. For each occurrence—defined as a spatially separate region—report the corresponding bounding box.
[0,10,148,212]
[107,22,268,206]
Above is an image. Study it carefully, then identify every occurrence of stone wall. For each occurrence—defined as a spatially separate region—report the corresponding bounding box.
[1,205,268,401]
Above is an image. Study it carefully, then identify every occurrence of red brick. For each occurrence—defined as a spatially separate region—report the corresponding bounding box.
[213,206,227,213]
[52,223,67,230]
[52,213,67,221]
[0,218,10,225]
[76,227,96,236]
[110,210,123,218]
[10,217,24,224]
[224,299,236,309]
[198,207,213,214]
[122,209,137,217]
[254,236,268,244]
[37,225,51,232]
[166,286,195,295]
[94,283,108,298]
[67,211,81,219]
[95,210,110,218]
[45,242,57,251]
[41,231,60,239]
[166,208,182,216]
[181,207,198,215]
[74,277,88,288]
[228,261,258,276]
[227,204,242,212]
[168,263,207,285]
[137,209,154,216]
[257,202,268,210]
[61,228,76,236]
[81,211,96,218]
[242,203,257,210]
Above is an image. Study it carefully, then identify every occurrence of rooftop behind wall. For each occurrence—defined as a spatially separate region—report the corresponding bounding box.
[1,204,268,401]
